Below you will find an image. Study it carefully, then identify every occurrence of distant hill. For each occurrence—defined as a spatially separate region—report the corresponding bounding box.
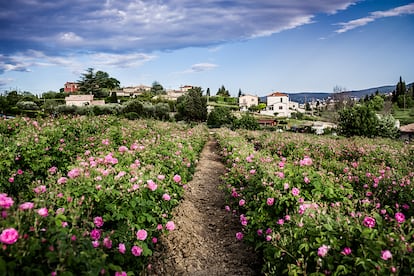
[259,83,414,104]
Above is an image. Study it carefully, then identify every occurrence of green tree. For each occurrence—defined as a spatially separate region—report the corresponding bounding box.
[207,106,234,128]
[216,85,230,97]
[393,76,407,105]
[151,81,165,95]
[206,88,210,97]
[338,104,379,137]
[232,113,259,130]
[176,87,207,122]
[108,92,118,104]
[78,68,120,98]
[238,89,242,98]
[367,95,384,111]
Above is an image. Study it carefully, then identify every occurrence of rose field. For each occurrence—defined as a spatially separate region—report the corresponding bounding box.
[0,116,208,275]
[1,116,414,276]
[215,128,414,275]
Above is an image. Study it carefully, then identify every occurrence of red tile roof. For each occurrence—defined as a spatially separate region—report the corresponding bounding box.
[268,92,287,97]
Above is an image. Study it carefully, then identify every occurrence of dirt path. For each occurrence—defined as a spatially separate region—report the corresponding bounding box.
[146,136,261,276]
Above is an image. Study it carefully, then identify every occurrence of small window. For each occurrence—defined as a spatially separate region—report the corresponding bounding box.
[279,106,283,110]
[280,98,283,103]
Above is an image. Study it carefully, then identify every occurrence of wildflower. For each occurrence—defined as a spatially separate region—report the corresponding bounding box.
[283,183,289,190]
[239,199,245,206]
[162,194,171,201]
[67,168,81,179]
[236,232,244,240]
[61,222,68,227]
[300,156,313,166]
[318,245,330,257]
[363,216,376,228]
[341,247,352,255]
[136,229,148,241]
[265,235,272,241]
[92,240,99,248]
[166,221,175,231]
[93,216,104,228]
[33,185,47,194]
[395,212,405,223]
[118,146,128,153]
[152,237,158,243]
[266,198,274,206]
[278,219,284,225]
[8,177,14,183]
[381,250,392,260]
[304,177,310,184]
[224,205,230,212]
[131,245,143,256]
[118,243,126,254]
[37,208,49,217]
[0,228,19,244]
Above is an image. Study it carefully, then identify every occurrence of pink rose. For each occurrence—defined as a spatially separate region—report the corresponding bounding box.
[118,243,126,254]
[162,194,171,201]
[131,245,143,256]
[266,198,274,206]
[363,216,376,228]
[173,174,181,183]
[395,212,405,223]
[0,228,19,244]
[236,232,244,240]
[341,247,352,255]
[90,229,101,240]
[381,250,392,260]
[37,208,48,217]
[147,180,157,191]
[19,202,34,210]
[136,229,148,241]
[318,245,330,257]
[93,216,104,228]
[166,221,175,231]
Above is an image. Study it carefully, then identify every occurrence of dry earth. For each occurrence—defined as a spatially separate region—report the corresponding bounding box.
[145,136,261,276]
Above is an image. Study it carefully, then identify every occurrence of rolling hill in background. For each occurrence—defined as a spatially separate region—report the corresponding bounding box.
[258,83,413,104]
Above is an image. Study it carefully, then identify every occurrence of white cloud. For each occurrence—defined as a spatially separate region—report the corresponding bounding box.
[336,3,414,33]
[190,63,218,72]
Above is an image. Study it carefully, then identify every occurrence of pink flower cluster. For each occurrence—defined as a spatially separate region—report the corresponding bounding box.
[0,193,14,209]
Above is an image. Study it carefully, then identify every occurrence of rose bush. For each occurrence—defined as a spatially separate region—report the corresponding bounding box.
[217,128,414,275]
[0,116,208,274]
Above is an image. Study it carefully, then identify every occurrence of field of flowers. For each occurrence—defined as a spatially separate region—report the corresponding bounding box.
[0,115,208,275]
[216,128,414,275]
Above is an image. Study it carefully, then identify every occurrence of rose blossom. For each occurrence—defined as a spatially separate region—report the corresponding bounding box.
[0,228,19,244]
[90,229,101,240]
[363,216,376,228]
[136,229,148,241]
[37,208,48,217]
[162,194,171,201]
[118,243,126,254]
[19,202,34,210]
[318,245,330,257]
[93,216,104,228]
[291,188,300,196]
[147,180,157,191]
[341,247,352,255]
[0,194,14,209]
[236,232,244,240]
[381,250,392,260]
[131,245,143,256]
[173,174,181,183]
[266,198,274,206]
[395,212,405,223]
[166,221,175,231]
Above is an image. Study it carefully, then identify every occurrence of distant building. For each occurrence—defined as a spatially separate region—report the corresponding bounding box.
[239,94,259,111]
[161,89,187,101]
[65,94,105,106]
[117,85,152,97]
[261,92,290,117]
[180,85,194,92]
[64,82,79,93]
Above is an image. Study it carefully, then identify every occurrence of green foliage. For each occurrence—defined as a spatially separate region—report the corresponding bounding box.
[151,81,166,95]
[176,87,207,122]
[338,104,379,137]
[207,106,234,128]
[78,68,120,98]
[367,95,384,111]
[232,113,259,130]
[216,85,230,97]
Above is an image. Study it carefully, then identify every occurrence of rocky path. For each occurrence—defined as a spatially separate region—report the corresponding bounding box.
[146,136,261,276]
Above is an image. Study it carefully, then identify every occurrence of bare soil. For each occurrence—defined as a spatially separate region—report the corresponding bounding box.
[145,136,261,276]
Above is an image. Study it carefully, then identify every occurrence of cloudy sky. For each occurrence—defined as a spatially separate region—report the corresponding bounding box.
[1,0,413,96]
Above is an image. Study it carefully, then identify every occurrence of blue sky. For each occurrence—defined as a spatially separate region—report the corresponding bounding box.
[0,0,413,96]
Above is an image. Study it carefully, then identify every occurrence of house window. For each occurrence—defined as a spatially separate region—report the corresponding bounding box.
[279,106,283,110]
[268,106,274,111]
[280,98,283,103]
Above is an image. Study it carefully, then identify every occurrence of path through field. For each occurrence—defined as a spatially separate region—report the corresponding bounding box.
[146,136,261,276]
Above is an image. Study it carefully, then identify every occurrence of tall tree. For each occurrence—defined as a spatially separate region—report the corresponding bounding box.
[216,85,230,97]
[151,81,165,95]
[206,88,210,97]
[176,87,207,122]
[238,88,242,98]
[78,68,120,98]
